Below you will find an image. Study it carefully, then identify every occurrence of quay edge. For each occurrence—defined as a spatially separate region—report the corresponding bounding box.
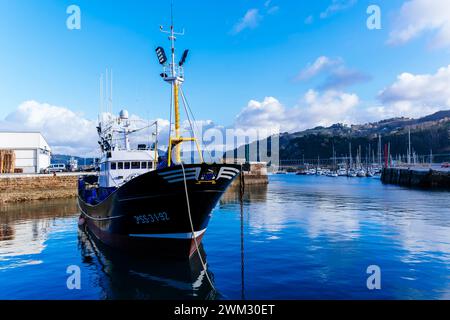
[0,173,93,203]
[381,167,450,190]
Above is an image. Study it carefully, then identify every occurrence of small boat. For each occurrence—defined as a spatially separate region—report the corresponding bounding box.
[327,172,338,177]
[372,169,382,179]
[78,17,240,258]
[357,169,366,177]
[347,170,357,177]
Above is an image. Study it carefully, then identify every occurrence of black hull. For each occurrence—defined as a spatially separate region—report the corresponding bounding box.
[78,163,240,258]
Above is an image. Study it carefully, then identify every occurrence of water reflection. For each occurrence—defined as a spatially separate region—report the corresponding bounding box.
[221,184,268,204]
[0,199,77,269]
[1,176,449,299]
[78,228,218,300]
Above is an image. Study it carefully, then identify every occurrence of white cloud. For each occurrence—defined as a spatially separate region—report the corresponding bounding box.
[264,0,279,14]
[0,101,98,156]
[388,0,450,48]
[297,56,370,89]
[377,65,450,118]
[0,101,174,157]
[231,9,262,34]
[235,64,450,134]
[297,56,341,81]
[0,100,234,161]
[234,97,286,131]
[320,0,357,19]
[231,2,279,35]
[302,89,360,127]
[364,103,439,121]
[234,90,360,133]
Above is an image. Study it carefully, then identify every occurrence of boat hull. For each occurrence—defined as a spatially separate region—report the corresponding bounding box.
[78,163,240,258]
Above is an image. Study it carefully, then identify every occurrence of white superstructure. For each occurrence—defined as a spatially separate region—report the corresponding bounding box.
[97,110,158,188]
[0,132,51,174]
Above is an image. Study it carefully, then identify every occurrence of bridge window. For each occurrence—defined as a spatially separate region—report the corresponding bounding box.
[110,162,117,170]
[124,162,130,170]
[131,162,140,169]
[141,162,147,169]
[118,162,123,170]
[148,162,153,169]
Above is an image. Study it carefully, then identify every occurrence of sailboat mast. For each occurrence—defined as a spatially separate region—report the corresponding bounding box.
[407,128,411,165]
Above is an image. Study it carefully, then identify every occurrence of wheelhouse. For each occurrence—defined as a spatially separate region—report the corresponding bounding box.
[98,150,157,188]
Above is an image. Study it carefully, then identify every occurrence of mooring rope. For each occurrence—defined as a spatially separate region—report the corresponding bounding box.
[180,163,216,292]
[239,164,245,300]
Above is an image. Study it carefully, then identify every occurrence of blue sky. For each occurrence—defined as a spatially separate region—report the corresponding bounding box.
[1,0,450,155]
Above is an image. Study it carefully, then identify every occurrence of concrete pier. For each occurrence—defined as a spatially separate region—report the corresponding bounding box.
[228,162,269,189]
[381,167,450,189]
[0,173,92,203]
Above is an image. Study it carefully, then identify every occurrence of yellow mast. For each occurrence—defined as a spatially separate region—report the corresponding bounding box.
[161,20,204,167]
[174,83,181,163]
[168,82,182,165]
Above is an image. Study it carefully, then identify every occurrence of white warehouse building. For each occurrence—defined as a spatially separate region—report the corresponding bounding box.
[0,132,51,174]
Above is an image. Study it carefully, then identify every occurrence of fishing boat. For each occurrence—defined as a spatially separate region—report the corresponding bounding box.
[77,16,240,259]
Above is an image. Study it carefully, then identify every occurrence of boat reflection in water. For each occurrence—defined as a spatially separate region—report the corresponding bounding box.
[220,184,268,205]
[77,227,218,300]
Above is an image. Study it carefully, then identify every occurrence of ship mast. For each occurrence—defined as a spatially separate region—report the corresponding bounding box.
[157,4,203,166]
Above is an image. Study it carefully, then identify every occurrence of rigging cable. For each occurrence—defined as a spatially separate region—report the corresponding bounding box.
[180,162,216,292]
[179,88,213,162]
[179,89,207,163]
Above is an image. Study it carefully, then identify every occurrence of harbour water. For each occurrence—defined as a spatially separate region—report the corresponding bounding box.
[0,175,449,300]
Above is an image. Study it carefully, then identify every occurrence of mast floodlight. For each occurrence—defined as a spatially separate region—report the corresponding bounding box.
[156,47,167,65]
[179,49,189,66]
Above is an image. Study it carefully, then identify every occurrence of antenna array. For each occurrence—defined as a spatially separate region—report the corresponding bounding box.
[99,68,114,117]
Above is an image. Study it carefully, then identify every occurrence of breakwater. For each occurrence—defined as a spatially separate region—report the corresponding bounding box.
[229,162,269,188]
[381,167,450,189]
[0,174,80,203]
[229,172,269,188]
